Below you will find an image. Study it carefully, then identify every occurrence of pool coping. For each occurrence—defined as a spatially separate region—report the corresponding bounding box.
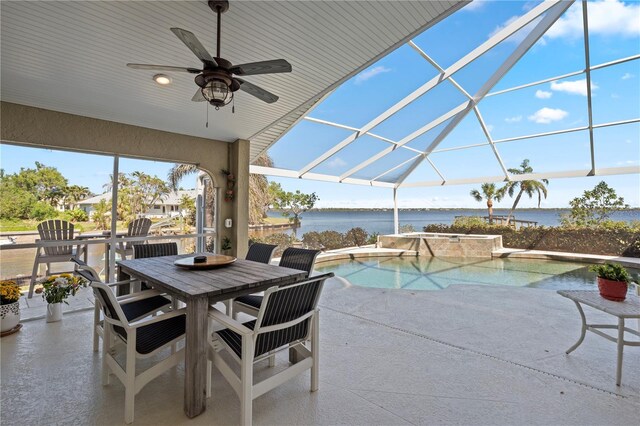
[309,245,640,270]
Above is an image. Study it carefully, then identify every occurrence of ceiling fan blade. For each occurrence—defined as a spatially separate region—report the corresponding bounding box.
[191,89,206,102]
[127,63,201,74]
[230,59,292,76]
[236,78,279,103]
[170,28,218,68]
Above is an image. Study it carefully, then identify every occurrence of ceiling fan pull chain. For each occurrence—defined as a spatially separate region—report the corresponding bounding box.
[232,96,235,114]
[206,103,209,128]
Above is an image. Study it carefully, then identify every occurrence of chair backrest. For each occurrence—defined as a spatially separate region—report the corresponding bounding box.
[72,259,102,283]
[245,243,277,264]
[253,273,333,357]
[90,281,126,324]
[133,242,178,259]
[37,220,75,256]
[278,247,320,277]
[127,218,152,237]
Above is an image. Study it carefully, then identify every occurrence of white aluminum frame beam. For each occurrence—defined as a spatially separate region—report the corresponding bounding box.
[249,165,395,188]
[295,0,562,178]
[303,117,424,155]
[395,0,574,188]
[400,166,640,188]
[581,0,596,175]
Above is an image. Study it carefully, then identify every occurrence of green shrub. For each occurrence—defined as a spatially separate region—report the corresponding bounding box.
[423,223,640,257]
[61,208,88,222]
[367,232,379,245]
[589,263,632,284]
[318,230,345,250]
[251,232,297,257]
[0,185,36,219]
[344,227,368,247]
[302,231,322,250]
[29,202,58,220]
[452,216,487,227]
[398,224,415,233]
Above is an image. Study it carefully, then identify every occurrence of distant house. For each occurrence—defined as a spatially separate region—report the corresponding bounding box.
[78,190,197,219]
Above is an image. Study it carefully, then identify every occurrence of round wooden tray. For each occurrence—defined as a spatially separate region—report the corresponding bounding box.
[174,255,237,269]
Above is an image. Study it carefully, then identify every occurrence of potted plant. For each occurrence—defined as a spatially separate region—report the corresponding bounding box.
[589,262,633,301]
[1,280,21,334]
[35,274,87,322]
[221,236,232,256]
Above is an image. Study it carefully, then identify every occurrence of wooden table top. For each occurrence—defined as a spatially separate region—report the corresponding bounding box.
[558,290,640,318]
[118,253,307,301]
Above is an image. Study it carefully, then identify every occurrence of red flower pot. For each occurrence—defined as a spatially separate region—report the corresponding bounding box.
[597,277,628,301]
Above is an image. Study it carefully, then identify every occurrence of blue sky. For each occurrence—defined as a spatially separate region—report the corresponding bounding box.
[266,0,640,208]
[1,1,638,209]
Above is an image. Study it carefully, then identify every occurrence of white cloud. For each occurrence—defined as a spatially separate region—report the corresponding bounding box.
[505,115,522,123]
[546,0,640,39]
[326,157,347,168]
[354,66,391,84]
[535,90,552,99]
[550,79,598,96]
[622,72,634,80]
[463,1,486,12]
[611,93,620,99]
[528,107,568,124]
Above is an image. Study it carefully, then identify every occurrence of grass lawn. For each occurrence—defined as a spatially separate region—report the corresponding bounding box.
[1,219,115,233]
[261,217,290,225]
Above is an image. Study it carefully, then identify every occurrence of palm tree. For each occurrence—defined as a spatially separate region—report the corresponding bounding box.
[470,183,502,224]
[167,154,273,225]
[499,159,549,225]
[64,185,92,210]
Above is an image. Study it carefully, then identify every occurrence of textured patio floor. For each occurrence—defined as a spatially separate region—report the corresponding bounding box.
[2,278,639,425]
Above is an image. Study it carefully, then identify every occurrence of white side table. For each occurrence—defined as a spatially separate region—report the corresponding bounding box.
[558,290,640,386]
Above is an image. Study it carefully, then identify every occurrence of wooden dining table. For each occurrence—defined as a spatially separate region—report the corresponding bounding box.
[117,253,307,419]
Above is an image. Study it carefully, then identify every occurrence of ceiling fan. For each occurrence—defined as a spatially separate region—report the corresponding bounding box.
[127,0,291,110]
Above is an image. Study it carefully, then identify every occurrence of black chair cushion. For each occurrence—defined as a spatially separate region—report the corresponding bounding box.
[115,314,186,355]
[233,294,263,310]
[215,319,310,359]
[121,295,171,321]
[233,248,320,312]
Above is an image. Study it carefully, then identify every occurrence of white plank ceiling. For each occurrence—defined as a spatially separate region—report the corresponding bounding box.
[0,0,465,161]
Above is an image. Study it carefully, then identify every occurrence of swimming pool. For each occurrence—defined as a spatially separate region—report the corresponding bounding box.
[314,256,637,291]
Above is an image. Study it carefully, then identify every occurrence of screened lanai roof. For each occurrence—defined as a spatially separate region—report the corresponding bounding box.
[252,0,640,188]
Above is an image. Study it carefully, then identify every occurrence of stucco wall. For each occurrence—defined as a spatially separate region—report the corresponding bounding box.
[0,101,250,256]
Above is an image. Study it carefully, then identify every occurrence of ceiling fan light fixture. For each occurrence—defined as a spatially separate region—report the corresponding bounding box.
[153,74,172,85]
[201,79,232,107]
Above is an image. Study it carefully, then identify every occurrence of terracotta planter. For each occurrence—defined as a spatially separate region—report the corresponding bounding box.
[597,277,628,301]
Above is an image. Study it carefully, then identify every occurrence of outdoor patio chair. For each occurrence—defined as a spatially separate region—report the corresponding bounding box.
[128,242,179,292]
[28,219,86,298]
[73,259,171,353]
[115,217,152,260]
[232,247,320,318]
[91,280,186,424]
[245,242,278,264]
[222,243,278,316]
[207,272,333,426]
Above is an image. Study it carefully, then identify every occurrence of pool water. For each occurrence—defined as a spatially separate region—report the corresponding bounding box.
[314,256,632,291]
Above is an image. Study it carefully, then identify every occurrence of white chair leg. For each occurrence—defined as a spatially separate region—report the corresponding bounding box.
[124,333,137,424]
[206,357,212,398]
[29,257,40,299]
[93,302,101,352]
[46,263,51,275]
[102,325,111,386]
[311,311,320,392]
[268,351,275,367]
[240,335,254,426]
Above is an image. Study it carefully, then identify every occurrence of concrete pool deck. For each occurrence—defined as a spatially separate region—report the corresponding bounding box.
[2,277,638,425]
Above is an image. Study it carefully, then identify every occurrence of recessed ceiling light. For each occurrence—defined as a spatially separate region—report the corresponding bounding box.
[153,74,172,85]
